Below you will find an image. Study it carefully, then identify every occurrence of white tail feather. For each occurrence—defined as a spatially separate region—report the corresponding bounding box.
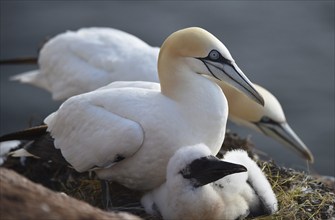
[10,70,39,82]
[11,70,49,90]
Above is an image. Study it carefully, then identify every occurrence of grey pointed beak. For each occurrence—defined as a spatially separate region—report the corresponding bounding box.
[255,119,314,163]
[199,59,264,106]
[181,155,247,187]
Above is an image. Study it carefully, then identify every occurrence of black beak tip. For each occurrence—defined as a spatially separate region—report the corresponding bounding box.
[239,165,248,173]
[233,164,247,174]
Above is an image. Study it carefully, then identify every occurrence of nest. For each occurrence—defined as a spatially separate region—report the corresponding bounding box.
[1,131,334,219]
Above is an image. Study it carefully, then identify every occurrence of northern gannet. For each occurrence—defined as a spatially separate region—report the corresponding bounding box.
[220,83,314,162]
[141,144,277,220]
[2,27,313,162]
[0,27,263,190]
[8,27,160,100]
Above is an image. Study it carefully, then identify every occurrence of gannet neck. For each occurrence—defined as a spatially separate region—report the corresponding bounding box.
[218,82,261,122]
[158,59,227,154]
[157,53,189,99]
[158,54,222,101]
[220,83,284,123]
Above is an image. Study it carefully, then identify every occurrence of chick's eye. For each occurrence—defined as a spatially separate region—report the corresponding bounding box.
[209,50,220,60]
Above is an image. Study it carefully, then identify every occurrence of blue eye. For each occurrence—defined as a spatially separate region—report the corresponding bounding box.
[261,117,273,124]
[209,50,220,60]
[262,117,270,122]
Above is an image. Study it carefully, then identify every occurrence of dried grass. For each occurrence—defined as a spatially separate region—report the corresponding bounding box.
[2,131,334,219]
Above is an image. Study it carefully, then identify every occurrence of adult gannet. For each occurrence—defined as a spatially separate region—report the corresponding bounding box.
[220,82,314,162]
[102,80,314,162]
[1,27,313,162]
[7,27,160,100]
[141,144,277,220]
[0,27,263,190]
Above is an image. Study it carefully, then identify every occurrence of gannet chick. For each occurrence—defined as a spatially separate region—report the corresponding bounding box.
[141,144,248,220]
[216,150,278,218]
[2,27,313,162]
[142,146,277,220]
[0,27,263,190]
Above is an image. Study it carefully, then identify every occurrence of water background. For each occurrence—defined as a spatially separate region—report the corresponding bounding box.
[0,1,334,176]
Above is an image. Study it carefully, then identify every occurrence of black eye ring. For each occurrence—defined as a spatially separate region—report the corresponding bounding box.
[209,50,220,60]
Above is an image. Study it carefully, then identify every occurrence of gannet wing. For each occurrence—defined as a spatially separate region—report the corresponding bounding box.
[45,99,145,172]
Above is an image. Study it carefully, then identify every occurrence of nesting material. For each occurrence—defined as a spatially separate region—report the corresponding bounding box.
[1,132,334,219]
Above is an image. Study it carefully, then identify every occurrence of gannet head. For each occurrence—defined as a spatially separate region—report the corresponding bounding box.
[224,83,314,162]
[167,144,247,188]
[158,27,264,106]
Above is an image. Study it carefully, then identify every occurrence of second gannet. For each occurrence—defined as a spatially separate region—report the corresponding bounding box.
[219,82,314,162]
[2,27,313,162]
[0,27,263,190]
[8,27,160,100]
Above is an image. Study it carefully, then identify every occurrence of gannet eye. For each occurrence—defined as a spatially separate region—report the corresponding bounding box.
[209,50,220,60]
[260,116,276,124]
[261,117,270,123]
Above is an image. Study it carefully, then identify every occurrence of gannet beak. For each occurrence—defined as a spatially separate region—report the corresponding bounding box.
[181,155,247,187]
[255,118,314,163]
[198,58,264,106]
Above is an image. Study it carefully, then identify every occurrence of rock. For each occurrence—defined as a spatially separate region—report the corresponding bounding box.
[0,167,142,220]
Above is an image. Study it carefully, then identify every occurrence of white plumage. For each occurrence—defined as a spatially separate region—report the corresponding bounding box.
[41,27,263,190]
[0,141,21,165]
[141,144,278,220]
[12,27,159,100]
[10,27,313,162]
[217,150,278,218]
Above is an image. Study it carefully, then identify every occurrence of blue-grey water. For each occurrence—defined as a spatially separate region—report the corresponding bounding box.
[0,1,334,176]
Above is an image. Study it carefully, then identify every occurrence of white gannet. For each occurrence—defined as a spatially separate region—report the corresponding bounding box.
[102,80,314,162]
[141,144,277,220]
[0,27,263,190]
[9,27,160,101]
[220,82,314,162]
[2,27,313,162]
[217,149,278,218]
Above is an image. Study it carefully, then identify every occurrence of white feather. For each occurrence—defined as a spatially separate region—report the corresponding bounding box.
[142,145,278,220]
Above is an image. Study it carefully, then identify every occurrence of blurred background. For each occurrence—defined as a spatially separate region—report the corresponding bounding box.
[0,1,334,176]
